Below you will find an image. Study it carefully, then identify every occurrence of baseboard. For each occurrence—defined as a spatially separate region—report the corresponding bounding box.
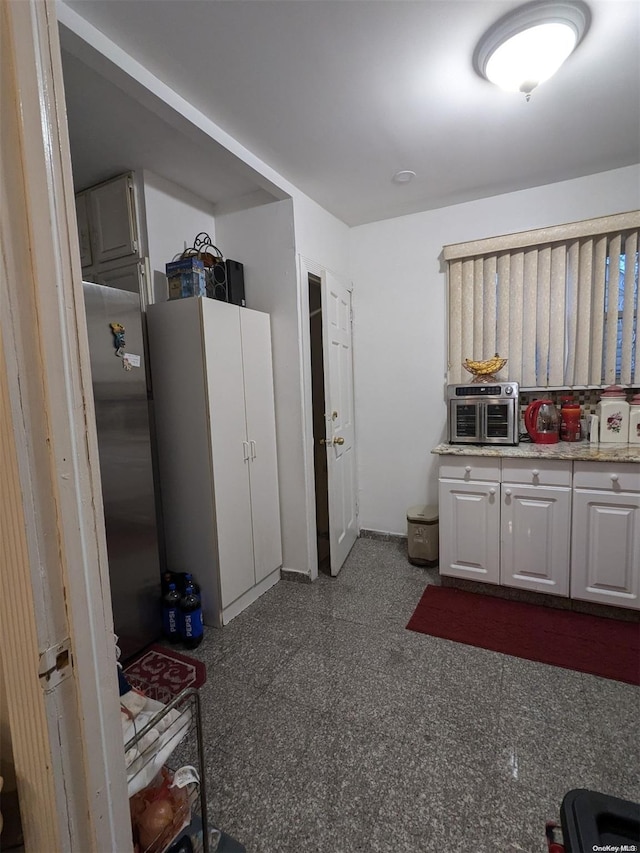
[441,576,640,622]
[359,529,407,544]
[280,567,313,584]
[221,567,280,623]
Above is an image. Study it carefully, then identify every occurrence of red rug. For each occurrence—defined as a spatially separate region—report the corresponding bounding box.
[123,645,207,703]
[406,585,640,686]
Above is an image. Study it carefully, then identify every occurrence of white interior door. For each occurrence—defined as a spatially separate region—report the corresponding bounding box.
[321,270,357,575]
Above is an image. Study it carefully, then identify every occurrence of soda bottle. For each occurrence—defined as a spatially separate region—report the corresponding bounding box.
[162,583,181,643]
[178,572,201,599]
[161,571,179,596]
[184,572,200,596]
[179,583,203,649]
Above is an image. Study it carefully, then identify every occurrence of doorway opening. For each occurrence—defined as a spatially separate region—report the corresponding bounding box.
[309,274,331,576]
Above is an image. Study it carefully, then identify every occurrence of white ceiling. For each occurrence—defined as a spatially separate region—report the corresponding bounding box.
[60,0,640,227]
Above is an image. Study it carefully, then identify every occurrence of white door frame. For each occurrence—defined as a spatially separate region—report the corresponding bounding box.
[298,254,358,582]
[0,2,130,850]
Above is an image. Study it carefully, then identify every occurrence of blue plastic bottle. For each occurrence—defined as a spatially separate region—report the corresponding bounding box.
[162,583,181,644]
[179,583,203,648]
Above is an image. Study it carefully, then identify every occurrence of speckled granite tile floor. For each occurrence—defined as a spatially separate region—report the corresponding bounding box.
[187,537,640,853]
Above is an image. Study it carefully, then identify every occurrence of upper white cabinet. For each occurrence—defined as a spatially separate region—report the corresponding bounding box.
[76,172,140,270]
[571,461,640,610]
[91,258,148,297]
[75,191,93,267]
[147,296,282,627]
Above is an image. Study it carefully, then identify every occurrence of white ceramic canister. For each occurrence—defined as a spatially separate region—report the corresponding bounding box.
[596,385,630,443]
[629,393,640,445]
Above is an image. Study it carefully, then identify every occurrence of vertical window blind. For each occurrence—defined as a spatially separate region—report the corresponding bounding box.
[443,212,640,388]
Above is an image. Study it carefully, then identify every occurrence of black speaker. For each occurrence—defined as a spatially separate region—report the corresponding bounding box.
[226,259,246,307]
[205,260,228,302]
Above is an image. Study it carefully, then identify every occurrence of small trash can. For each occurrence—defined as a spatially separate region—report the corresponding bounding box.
[407,504,439,566]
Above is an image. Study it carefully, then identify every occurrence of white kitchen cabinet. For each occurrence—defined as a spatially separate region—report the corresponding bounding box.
[88,173,139,264]
[501,484,571,595]
[92,258,147,296]
[76,172,140,270]
[75,191,93,267]
[571,462,640,610]
[147,296,282,627]
[438,452,640,611]
[500,460,572,595]
[439,459,500,583]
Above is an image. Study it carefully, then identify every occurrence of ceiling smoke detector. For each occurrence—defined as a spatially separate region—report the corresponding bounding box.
[392,170,416,184]
[473,0,590,100]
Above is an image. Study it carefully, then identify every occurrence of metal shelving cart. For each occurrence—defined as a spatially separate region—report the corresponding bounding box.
[125,687,212,853]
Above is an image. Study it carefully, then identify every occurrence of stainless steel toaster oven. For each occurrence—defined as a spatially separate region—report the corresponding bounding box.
[447,382,519,445]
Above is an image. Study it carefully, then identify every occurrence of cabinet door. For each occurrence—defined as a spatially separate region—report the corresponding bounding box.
[500,484,571,595]
[240,309,282,582]
[438,478,500,583]
[89,174,138,264]
[201,300,255,608]
[75,191,93,268]
[571,489,640,610]
[93,258,145,295]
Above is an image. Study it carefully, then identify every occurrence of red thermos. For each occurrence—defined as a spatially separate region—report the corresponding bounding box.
[560,398,582,442]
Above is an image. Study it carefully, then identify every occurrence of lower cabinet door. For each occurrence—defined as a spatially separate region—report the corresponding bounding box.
[571,489,640,610]
[500,484,571,595]
[438,478,500,583]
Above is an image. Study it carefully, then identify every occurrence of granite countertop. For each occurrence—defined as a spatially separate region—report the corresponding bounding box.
[432,441,640,463]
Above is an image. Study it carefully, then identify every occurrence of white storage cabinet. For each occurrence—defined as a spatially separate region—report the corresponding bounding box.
[76,172,141,278]
[500,459,572,596]
[438,458,501,583]
[571,461,640,610]
[147,296,282,627]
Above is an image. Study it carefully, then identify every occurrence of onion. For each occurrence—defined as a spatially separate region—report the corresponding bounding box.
[137,798,174,851]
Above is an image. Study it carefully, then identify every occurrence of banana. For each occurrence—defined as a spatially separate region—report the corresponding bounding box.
[463,353,507,376]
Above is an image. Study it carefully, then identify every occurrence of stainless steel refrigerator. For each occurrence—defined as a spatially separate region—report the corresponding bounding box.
[82,282,162,661]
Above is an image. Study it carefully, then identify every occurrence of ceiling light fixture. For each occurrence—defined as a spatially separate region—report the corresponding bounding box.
[473,0,590,100]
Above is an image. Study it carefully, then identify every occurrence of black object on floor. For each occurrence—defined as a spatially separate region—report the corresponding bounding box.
[216,830,246,852]
[560,788,640,851]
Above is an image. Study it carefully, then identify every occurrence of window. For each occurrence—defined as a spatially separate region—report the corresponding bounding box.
[444,212,640,388]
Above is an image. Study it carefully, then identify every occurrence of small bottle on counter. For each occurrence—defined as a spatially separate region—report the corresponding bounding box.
[629,393,640,445]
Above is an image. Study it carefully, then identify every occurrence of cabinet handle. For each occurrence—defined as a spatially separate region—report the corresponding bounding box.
[531,469,539,477]
[610,473,619,482]
[489,487,496,495]
[242,441,249,461]
[465,465,472,473]
[504,488,512,496]
[250,440,256,460]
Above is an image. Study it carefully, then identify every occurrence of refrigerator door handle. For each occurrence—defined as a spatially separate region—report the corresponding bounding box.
[242,440,250,462]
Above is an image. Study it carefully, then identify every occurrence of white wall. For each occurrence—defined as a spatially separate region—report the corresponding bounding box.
[350,165,640,535]
[215,200,311,573]
[293,192,350,275]
[140,170,216,303]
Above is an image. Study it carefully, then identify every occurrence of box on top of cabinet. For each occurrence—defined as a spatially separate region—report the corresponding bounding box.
[165,258,206,300]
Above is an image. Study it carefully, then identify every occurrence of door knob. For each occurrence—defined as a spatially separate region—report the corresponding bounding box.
[333,436,345,445]
[321,436,345,445]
